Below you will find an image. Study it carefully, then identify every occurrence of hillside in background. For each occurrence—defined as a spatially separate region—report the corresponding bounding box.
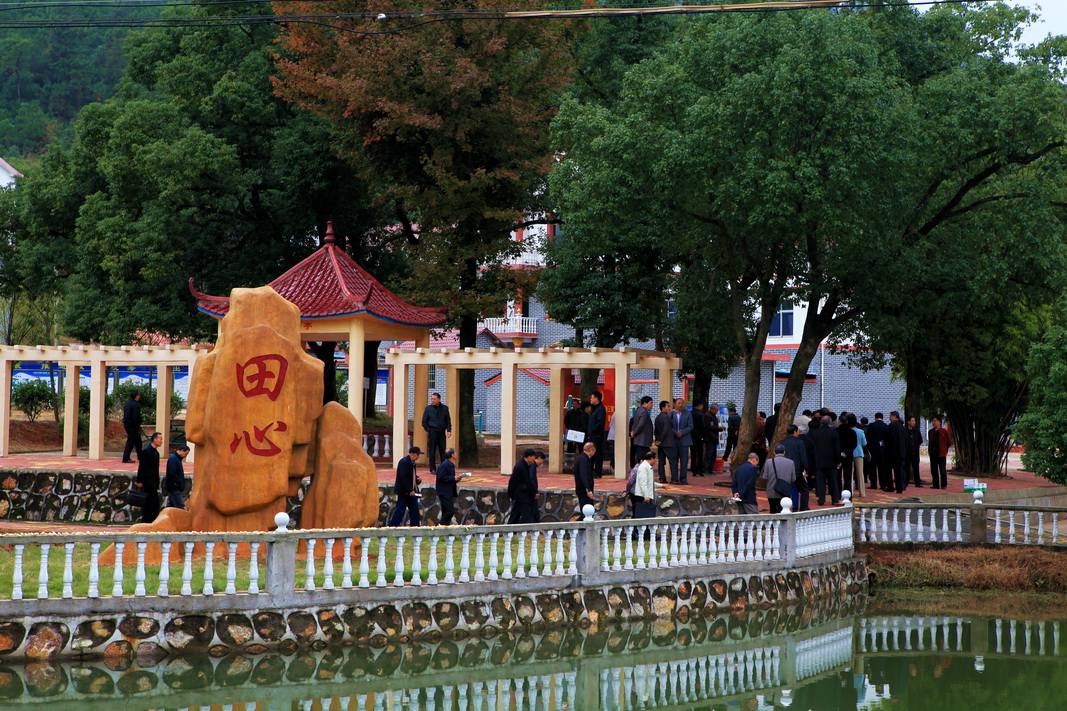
[0,1,160,157]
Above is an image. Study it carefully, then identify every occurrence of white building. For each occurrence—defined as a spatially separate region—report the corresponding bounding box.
[0,157,21,188]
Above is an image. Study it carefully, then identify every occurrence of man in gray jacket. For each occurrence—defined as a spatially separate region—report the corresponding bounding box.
[666,398,694,485]
[630,396,655,464]
[653,400,673,484]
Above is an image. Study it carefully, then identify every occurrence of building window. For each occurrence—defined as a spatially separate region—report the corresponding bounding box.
[428,365,437,390]
[770,302,793,338]
[666,299,677,320]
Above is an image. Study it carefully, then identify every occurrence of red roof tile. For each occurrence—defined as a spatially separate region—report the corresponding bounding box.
[190,222,448,327]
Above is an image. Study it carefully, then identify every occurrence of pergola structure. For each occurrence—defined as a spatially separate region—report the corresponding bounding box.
[0,345,209,460]
[192,221,447,450]
[387,346,683,477]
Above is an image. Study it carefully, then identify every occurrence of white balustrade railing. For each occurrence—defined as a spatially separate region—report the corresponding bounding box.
[795,626,853,679]
[794,507,854,558]
[859,616,970,654]
[854,504,967,543]
[359,431,393,459]
[990,506,1067,545]
[479,316,539,335]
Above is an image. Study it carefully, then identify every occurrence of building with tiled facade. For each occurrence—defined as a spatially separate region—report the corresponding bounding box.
[387,223,905,436]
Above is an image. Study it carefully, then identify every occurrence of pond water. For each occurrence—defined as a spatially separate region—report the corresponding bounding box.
[1,598,1065,710]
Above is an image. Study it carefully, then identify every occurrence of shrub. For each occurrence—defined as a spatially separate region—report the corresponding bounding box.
[11,380,57,422]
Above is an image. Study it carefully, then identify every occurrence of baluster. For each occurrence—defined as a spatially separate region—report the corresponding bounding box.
[688,522,699,564]
[428,534,439,584]
[647,524,659,568]
[317,538,334,590]
[37,543,51,599]
[134,541,147,596]
[1009,511,1017,543]
[754,521,765,561]
[669,524,681,566]
[600,529,610,572]
[940,509,949,542]
[410,535,422,586]
[542,531,554,576]
[203,541,215,595]
[635,523,647,570]
[955,508,963,542]
[556,529,567,575]
[62,542,75,599]
[487,532,499,581]
[516,531,527,578]
[86,542,99,599]
[249,541,260,594]
[1055,513,1061,544]
[155,541,171,596]
[394,536,406,587]
[182,541,193,596]
[341,537,353,588]
[376,535,388,587]
[11,544,25,600]
[727,521,738,562]
[903,508,912,542]
[362,434,368,451]
[111,542,124,597]
[305,538,317,591]
[891,509,900,542]
[714,521,725,562]
[358,537,370,587]
[1023,511,1032,544]
[624,525,635,570]
[226,542,239,594]
[994,510,1002,543]
[1038,512,1045,545]
[528,530,540,577]
[697,521,709,564]
[383,433,391,459]
[612,528,623,572]
[568,529,578,575]
[459,533,472,583]
[502,531,514,580]
[744,521,755,561]
[474,533,486,582]
[879,508,888,542]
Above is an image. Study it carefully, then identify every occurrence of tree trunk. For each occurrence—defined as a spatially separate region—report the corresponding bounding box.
[692,367,712,407]
[458,313,480,465]
[903,345,924,421]
[731,351,763,471]
[774,337,821,449]
[579,369,600,402]
[308,341,338,404]
[363,340,380,420]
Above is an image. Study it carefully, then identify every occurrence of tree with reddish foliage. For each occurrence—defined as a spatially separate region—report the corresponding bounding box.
[273,2,573,462]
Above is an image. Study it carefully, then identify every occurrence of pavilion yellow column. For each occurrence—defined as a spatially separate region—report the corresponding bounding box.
[0,356,12,457]
[156,365,172,454]
[347,318,366,427]
[412,335,430,455]
[548,365,564,474]
[392,362,409,460]
[499,359,518,475]
[445,364,460,460]
[614,359,631,479]
[62,365,81,456]
[88,355,107,460]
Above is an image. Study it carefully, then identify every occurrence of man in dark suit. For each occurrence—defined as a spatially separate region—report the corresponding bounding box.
[421,393,452,474]
[723,406,741,462]
[164,444,190,509]
[764,403,781,449]
[574,442,597,509]
[508,449,539,523]
[630,396,655,464]
[135,432,163,523]
[885,411,909,493]
[389,446,423,526]
[668,398,694,484]
[435,448,459,525]
[906,415,924,487]
[690,401,707,477]
[122,391,142,463]
[585,391,607,478]
[731,453,761,514]
[867,412,890,492]
[782,425,810,510]
[812,416,842,505]
[653,400,673,483]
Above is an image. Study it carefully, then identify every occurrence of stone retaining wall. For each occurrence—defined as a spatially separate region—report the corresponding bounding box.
[0,556,866,662]
[0,468,733,527]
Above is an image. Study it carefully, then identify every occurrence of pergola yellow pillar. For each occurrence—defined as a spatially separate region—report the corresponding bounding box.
[499,359,518,476]
[412,334,430,455]
[347,318,366,427]
[88,355,107,460]
[62,365,80,456]
[392,361,409,461]
[614,358,631,479]
[548,365,564,474]
[156,365,172,455]
[0,356,12,457]
[659,364,674,407]
[445,364,460,460]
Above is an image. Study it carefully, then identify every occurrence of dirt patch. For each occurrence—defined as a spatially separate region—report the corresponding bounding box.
[8,419,132,453]
[861,543,1067,593]
[868,589,1067,620]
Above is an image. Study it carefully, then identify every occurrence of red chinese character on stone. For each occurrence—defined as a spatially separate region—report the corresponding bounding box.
[236,355,289,401]
[230,420,288,457]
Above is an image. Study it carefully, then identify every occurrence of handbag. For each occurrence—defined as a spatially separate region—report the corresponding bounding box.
[127,487,147,508]
[633,499,657,518]
[769,460,793,498]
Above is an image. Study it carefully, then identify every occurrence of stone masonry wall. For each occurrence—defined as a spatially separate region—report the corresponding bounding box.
[0,557,867,662]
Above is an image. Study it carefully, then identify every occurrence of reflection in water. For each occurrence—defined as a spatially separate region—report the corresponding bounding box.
[2,605,1066,710]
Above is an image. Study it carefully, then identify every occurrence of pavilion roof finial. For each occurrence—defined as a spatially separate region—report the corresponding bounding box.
[324,221,336,245]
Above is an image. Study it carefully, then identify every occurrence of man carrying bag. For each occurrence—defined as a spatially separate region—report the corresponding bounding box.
[763,444,797,514]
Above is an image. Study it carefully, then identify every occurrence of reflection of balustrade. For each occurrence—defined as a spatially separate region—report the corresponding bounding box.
[479,316,539,335]
[795,626,853,679]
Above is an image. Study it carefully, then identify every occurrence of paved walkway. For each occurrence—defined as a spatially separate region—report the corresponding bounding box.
[0,450,1058,534]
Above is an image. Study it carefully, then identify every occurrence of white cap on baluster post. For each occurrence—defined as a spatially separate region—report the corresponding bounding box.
[780,497,793,514]
[582,504,596,522]
[274,512,291,531]
[973,489,985,503]
[841,490,852,506]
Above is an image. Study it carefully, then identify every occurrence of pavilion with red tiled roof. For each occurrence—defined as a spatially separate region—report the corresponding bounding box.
[190,221,447,428]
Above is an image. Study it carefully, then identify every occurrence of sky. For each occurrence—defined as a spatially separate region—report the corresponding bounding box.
[1020,2,1067,45]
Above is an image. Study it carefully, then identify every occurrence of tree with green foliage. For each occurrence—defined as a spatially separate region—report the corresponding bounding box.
[1016,325,1067,485]
[274,0,574,462]
[11,379,56,422]
[2,3,393,348]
